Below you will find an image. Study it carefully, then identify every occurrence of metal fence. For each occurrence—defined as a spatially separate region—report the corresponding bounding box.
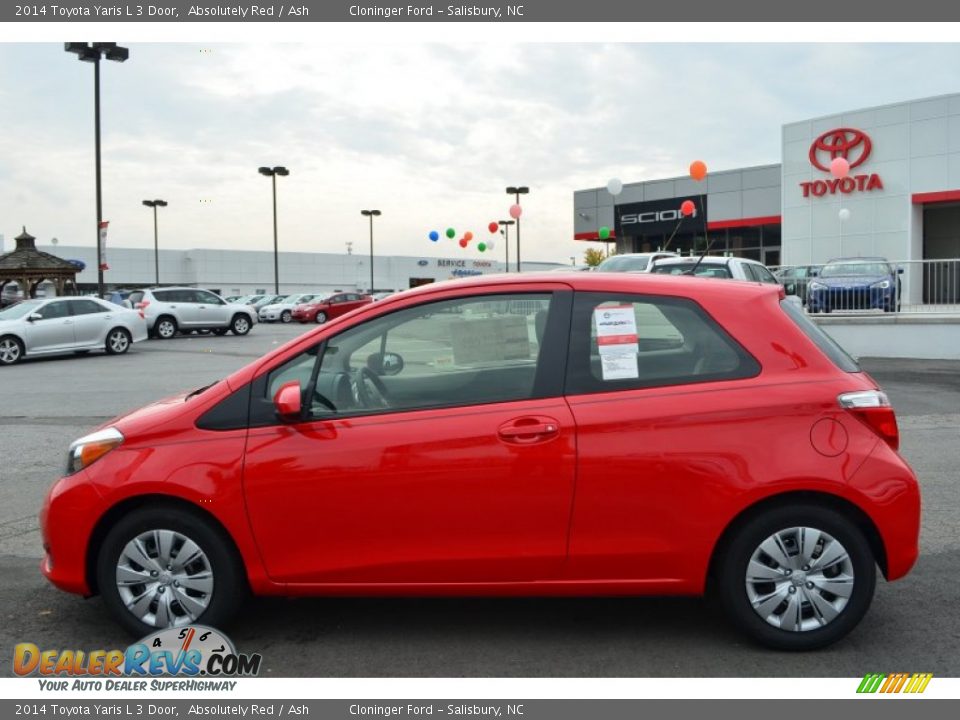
[771,258,960,315]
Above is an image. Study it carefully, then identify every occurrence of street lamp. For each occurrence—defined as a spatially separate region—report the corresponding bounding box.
[361,210,382,293]
[142,199,167,286]
[505,186,529,272]
[65,42,130,298]
[498,220,515,273]
[258,166,290,294]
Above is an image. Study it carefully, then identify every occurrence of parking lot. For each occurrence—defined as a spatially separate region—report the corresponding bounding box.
[1,322,958,676]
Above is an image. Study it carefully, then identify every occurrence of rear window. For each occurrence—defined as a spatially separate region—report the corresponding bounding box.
[597,256,650,272]
[780,299,860,372]
[651,263,733,279]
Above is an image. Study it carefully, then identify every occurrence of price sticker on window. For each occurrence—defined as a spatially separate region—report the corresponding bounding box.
[594,305,639,380]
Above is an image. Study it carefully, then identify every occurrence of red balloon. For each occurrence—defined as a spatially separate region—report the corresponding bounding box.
[459,238,468,248]
[680,200,696,217]
[488,222,498,234]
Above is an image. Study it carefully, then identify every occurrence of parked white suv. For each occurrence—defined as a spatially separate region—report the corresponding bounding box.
[128,288,259,339]
[649,255,780,283]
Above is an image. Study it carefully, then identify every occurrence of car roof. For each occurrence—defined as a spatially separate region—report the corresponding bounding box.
[825,256,890,263]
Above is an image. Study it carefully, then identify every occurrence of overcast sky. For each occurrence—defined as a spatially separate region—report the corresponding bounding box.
[2,42,960,264]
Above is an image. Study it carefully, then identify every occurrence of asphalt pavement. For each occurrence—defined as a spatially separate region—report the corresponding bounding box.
[1,322,958,676]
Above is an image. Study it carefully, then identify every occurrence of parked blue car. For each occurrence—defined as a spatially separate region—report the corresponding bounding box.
[807,257,902,313]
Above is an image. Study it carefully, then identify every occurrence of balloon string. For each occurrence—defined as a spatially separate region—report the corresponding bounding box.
[663,218,684,251]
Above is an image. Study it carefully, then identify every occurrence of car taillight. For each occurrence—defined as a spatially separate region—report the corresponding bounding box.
[135,300,149,319]
[838,390,899,451]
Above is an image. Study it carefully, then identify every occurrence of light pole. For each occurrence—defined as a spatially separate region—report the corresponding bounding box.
[498,220,515,273]
[142,199,167,286]
[361,210,381,293]
[65,42,129,298]
[258,166,290,294]
[506,186,528,272]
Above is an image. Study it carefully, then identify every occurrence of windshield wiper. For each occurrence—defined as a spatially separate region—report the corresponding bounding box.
[186,381,218,400]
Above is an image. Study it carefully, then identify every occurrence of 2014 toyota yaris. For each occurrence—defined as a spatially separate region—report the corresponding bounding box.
[40,272,920,650]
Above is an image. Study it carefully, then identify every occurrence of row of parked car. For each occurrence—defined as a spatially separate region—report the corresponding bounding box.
[595,252,903,313]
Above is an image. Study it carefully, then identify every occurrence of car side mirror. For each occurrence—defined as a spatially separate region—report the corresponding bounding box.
[27,313,42,322]
[367,351,404,377]
[897,267,904,274]
[810,269,820,277]
[273,381,303,420]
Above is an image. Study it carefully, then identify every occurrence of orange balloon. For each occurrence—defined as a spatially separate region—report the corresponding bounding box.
[464,231,473,241]
[689,160,707,182]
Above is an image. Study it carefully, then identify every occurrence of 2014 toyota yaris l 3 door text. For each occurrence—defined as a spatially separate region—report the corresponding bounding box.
[40,272,920,650]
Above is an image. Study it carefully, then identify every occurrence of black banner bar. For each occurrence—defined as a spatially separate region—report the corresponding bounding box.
[3,0,960,22]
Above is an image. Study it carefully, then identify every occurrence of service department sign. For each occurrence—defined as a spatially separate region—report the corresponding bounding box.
[800,127,884,198]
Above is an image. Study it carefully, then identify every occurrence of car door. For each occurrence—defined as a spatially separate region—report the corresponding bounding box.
[193,290,229,326]
[562,291,762,585]
[324,294,348,319]
[172,290,204,327]
[22,299,77,353]
[69,298,112,347]
[242,288,577,584]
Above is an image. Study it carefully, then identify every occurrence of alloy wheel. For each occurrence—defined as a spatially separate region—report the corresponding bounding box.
[0,337,22,365]
[115,529,214,628]
[744,526,854,632]
[108,330,129,354]
[157,320,176,339]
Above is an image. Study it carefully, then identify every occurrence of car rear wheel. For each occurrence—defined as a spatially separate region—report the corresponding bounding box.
[281,310,292,323]
[231,314,251,336]
[0,336,24,365]
[715,504,875,650]
[155,317,178,340]
[105,327,132,355]
[315,311,327,324]
[96,506,246,636]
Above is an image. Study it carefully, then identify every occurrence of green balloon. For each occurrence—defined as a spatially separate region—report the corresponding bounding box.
[478,242,487,252]
[599,226,610,240]
[446,228,456,239]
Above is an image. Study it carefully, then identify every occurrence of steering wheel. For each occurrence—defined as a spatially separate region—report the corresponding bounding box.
[354,366,392,408]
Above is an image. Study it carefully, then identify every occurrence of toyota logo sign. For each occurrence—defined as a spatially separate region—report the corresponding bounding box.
[800,126,883,199]
[808,127,872,172]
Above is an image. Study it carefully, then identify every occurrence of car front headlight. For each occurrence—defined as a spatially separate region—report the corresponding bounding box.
[67,427,123,475]
[871,280,891,289]
[808,281,826,291]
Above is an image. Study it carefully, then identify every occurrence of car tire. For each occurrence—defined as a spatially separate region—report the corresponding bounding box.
[281,310,292,323]
[96,505,247,636]
[230,314,251,336]
[155,316,178,340]
[315,311,327,324]
[0,335,24,365]
[105,327,132,355]
[715,504,876,651]
[212,328,229,336]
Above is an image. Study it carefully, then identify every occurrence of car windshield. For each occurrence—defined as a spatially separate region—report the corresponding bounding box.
[820,262,890,278]
[597,256,650,272]
[650,263,733,279]
[0,299,43,320]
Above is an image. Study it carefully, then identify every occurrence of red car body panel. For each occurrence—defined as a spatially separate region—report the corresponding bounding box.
[40,273,920,601]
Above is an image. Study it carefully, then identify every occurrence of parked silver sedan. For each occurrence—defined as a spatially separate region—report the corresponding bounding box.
[0,297,148,366]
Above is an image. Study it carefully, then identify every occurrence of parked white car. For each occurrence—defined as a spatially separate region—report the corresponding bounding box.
[258,293,325,323]
[595,252,679,273]
[649,255,781,284]
[127,287,258,339]
[0,296,148,366]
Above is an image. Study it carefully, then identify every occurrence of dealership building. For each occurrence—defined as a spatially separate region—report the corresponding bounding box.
[574,93,960,273]
[0,242,563,298]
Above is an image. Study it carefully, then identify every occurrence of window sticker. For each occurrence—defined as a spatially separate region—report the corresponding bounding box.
[594,304,639,380]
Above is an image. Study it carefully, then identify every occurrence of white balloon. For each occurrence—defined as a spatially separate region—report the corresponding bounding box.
[838,208,851,222]
[606,178,624,196]
[486,238,496,250]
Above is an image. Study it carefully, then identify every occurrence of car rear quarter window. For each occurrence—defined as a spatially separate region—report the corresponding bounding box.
[565,292,760,394]
[780,299,860,372]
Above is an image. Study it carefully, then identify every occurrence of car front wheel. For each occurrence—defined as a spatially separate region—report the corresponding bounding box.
[315,311,327,324]
[281,310,292,323]
[715,504,875,650]
[96,506,246,636]
[231,314,251,336]
[0,336,24,365]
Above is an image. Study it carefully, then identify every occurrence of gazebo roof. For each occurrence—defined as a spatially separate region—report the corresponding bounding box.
[0,227,79,276]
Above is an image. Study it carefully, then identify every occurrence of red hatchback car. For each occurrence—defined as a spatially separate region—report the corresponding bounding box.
[41,273,920,649]
[291,292,372,324]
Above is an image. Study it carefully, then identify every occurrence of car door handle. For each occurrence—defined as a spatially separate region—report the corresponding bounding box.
[497,416,560,444]
[104,315,113,319]
[63,319,74,325]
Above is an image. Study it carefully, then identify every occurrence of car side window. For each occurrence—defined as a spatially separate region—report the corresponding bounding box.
[69,299,107,315]
[750,265,780,284]
[196,291,222,304]
[565,292,760,394]
[152,290,176,302]
[260,293,555,423]
[36,301,71,320]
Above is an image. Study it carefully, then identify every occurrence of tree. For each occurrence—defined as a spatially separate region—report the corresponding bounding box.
[583,247,606,268]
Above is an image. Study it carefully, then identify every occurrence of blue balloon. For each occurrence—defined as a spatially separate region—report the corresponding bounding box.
[429,230,439,242]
